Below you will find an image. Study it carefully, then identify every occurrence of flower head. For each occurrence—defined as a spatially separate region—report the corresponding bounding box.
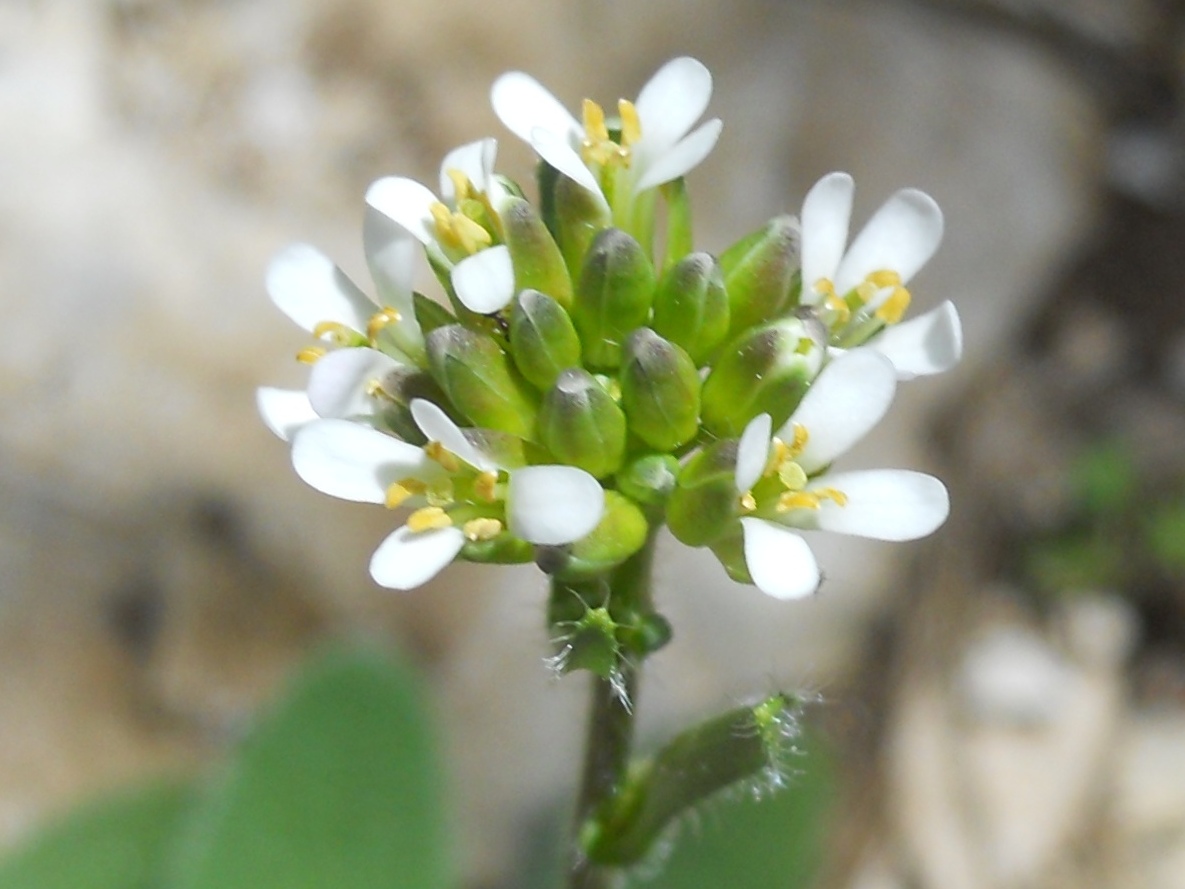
[800,172,962,379]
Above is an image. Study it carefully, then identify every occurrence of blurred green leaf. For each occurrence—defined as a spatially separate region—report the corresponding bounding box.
[167,647,452,889]
[1071,443,1137,517]
[1147,498,1185,575]
[1024,533,1125,594]
[0,781,191,889]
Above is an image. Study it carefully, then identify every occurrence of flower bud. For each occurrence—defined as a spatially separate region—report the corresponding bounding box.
[557,606,621,677]
[719,215,801,337]
[501,196,573,308]
[542,491,649,582]
[650,252,729,366]
[615,453,680,510]
[554,174,612,278]
[700,313,825,438]
[665,438,743,547]
[572,229,657,369]
[537,369,627,478]
[619,329,701,452]
[508,289,582,391]
[426,324,538,439]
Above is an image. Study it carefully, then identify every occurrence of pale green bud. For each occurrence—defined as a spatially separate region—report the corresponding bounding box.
[572,229,657,370]
[650,252,729,366]
[554,174,612,279]
[700,313,825,438]
[665,438,743,547]
[719,215,801,337]
[619,329,701,452]
[508,289,582,391]
[537,369,627,478]
[426,324,538,439]
[615,453,680,510]
[541,491,649,583]
[501,196,573,308]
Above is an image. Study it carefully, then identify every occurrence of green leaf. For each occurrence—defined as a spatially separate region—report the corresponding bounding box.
[0,781,191,889]
[1071,443,1137,516]
[168,648,451,889]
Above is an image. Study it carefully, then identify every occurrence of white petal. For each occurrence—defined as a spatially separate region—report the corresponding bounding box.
[363,204,417,311]
[266,244,374,333]
[365,176,441,247]
[439,138,497,200]
[292,419,435,503]
[256,387,318,441]
[452,246,516,314]
[306,347,404,419]
[634,118,722,192]
[740,518,820,600]
[491,71,581,144]
[802,470,949,541]
[529,126,608,209]
[834,188,944,295]
[409,399,494,472]
[508,466,604,545]
[735,413,772,492]
[800,172,854,299]
[867,301,963,380]
[634,57,713,150]
[787,350,897,474]
[369,525,465,590]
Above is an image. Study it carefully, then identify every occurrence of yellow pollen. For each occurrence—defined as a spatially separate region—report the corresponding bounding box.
[738,491,757,512]
[407,506,453,532]
[765,439,792,476]
[445,168,475,202]
[817,487,848,507]
[874,286,912,325]
[868,269,902,289]
[473,471,499,503]
[618,99,641,146]
[424,441,460,473]
[463,517,503,542]
[582,99,610,144]
[825,293,851,326]
[776,487,848,513]
[430,201,492,255]
[296,346,327,364]
[580,98,631,167]
[367,307,401,341]
[813,277,836,297]
[788,423,809,457]
[854,281,877,306]
[385,482,414,510]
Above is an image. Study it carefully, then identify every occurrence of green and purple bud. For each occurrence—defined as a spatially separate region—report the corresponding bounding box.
[572,228,657,370]
[537,368,627,479]
[650,251,730,366]
[719,215,801,338]
[619,329,701,452]
[508,289,582,391]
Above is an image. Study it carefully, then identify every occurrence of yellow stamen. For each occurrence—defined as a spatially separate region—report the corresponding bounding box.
[296,346,327,364]
[787,424,809,457]
[812,277,836,299]
[618,99,641,146]
[430,201,493,255]
[446,168,474,202]
[473,471,499,503]
[582,99,610,145]
[765,439,792,476]
[463,517,503,542]
[312,320,357,345]
[816,487,848,507]
[868,269,902,289]
[385,482,414,510]
[580,98,631,167]
[854,281,877,306]
[824,293,851,326]
[407,506,453,532]
[367,307,401,341]
[776,487,848,513]
[738,491,757,512]
[424,441,460,473]
[874,286,912,325]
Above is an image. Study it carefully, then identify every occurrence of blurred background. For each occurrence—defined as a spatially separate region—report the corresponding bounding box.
[3,0,1185,886]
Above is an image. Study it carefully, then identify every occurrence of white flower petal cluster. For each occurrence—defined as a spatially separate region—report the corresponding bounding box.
[800,171,963,380]
[491,57,722,214]
[731,350,950,599]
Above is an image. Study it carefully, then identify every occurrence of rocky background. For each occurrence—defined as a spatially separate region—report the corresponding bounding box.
[3,0,1184,887]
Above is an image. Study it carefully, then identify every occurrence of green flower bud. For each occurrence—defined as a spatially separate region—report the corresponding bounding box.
[719,215,801,337]
[537,369,627,478]
[554,174,612,279]
[426,324,538,439]
[572,229,657,370]
[508,289,582,391]
[665,438,744,547]
[543,491,650,582]
[501,196,573,308]
[615,453,680,510]
[700,313,825,438]
[558,606,621,677]
[619,329,701,452]
[650,252,729,366]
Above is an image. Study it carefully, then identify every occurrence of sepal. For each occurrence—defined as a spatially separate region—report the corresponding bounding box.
[650,251,729,365]
[618,329,701,452]
[537,368,627,478]
[719,215,802,337]
[508,289,582,390]
[572,229,657,369]
[502,196,574,308]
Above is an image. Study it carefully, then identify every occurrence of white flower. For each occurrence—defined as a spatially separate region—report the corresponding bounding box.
[290,401,605,590]
[731,350,950,599]
[799,171,962,380]
[366,138,516,315]
[491,57,722,216]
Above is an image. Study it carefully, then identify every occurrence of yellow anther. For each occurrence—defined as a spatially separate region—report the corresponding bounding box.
[813,277,836,297]
[867,269,902,289]
[766,439,793,477]
[463,517,503,542]
[367,307,401,341]
[778,461,808,492]
[580,98,631,167]
[424,441,460,473]
[407,506,453,532]
[582,99,610,144]
[473,470,499,503]
[296,346,327,364]
[312,320,357,345]
[854,281,877,306]
[818,487,848,507]
[787,423,809,457]
[824,293,851,326]
[618,99,641,146]
[738,491,757,512]
[874,286,912,325]
[385,482,414,510]
[446,168,475,202]
[777,491,821,512]
[430,202,492,255]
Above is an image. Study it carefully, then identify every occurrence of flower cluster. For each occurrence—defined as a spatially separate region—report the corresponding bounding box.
[260,57,961,599]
